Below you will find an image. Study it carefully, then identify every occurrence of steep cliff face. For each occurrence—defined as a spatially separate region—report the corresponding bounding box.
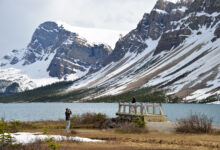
[154,0,220,55]
[48,40,111,78]
[103,0,192,65]
[67,0,220,102]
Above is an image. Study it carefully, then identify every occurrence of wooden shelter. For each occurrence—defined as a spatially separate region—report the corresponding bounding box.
[116,103,167,123]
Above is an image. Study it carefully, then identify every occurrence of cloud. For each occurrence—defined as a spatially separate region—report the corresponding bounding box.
[0,0,157,57]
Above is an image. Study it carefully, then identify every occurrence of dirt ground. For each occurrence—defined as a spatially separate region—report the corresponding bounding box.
[147,121,220,133]
[46,121,220,150]
[147,121,177,133]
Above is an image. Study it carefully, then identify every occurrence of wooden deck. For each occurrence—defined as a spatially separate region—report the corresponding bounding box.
[116,103,167,122]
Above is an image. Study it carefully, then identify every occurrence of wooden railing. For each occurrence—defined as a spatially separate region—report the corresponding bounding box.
[117,103,164,116]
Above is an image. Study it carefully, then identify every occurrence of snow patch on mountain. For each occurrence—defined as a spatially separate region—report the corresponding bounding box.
[0,69,36,91]
[165,0,193,4]
[185,68,220,100]
[56,21,128,49]
[0,50,60,89]
[152,9,168,15]
[165,0,179,3]
[172,6,188,12]
[196,12,220,18]
[67,38,160,96]
[145,25,220,100]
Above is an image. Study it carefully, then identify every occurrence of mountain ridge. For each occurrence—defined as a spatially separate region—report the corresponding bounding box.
[0,0,219,102]
[65,0,220,102]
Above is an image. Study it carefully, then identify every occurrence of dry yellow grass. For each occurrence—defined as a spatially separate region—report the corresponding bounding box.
[58,129,220,150]
[16,121,220,150]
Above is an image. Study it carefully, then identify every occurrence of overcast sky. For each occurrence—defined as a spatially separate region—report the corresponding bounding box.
[0,0,157,57]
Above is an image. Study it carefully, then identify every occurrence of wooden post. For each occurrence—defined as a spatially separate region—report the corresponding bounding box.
[134,103,137,114]
[159,103,162,115]
[129,103,131,114]
[146,105,149,114]
[123,104,126,113]
[118,102,121,113]
[153,103,156,115]
[159,107,163,115]
[140,103,143,115]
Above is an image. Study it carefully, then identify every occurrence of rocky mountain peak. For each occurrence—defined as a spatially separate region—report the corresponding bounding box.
[78,0,219,102]
[154,0,220,55]
[102,0,192,66]
[28,21,62,53]
[154,0,175,11]
[187,0,220,14]
[1,21,112,80]
[153,0,193,12]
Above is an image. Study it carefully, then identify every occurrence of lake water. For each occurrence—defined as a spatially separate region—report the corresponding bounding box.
[0,103,219,125]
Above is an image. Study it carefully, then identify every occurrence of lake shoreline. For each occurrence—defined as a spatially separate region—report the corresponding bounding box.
[2,120,220,150]
[1,103,220,125]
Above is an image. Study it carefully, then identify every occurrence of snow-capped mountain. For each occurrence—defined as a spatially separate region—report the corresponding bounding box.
[66,0,220,102]
[1,0,219,102]
[0,21,124,94]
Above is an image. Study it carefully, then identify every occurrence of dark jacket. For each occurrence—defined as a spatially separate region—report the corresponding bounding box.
[65,111,72,120]
[132,97,136,103]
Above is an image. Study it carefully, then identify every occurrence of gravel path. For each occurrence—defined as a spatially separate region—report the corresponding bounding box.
[147,121,177,133]
[147,121,220,133]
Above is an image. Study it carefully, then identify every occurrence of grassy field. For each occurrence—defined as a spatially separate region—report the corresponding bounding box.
[3,120,220,150]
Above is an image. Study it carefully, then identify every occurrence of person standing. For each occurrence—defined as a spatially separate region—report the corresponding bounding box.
[132,96,136,103]
[65,108,72,132]
[131,96,136,113]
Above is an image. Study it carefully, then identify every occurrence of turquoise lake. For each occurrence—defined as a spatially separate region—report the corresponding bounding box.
[0,103,219,125]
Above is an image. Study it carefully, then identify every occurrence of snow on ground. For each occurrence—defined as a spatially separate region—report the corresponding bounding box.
[8,132,103,144]
[56,21,128,49]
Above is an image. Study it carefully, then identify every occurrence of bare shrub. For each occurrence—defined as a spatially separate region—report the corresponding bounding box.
[115,121,148,134]
[71,113,110,129]
[176,112,213,133]
[81,113,107,124]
